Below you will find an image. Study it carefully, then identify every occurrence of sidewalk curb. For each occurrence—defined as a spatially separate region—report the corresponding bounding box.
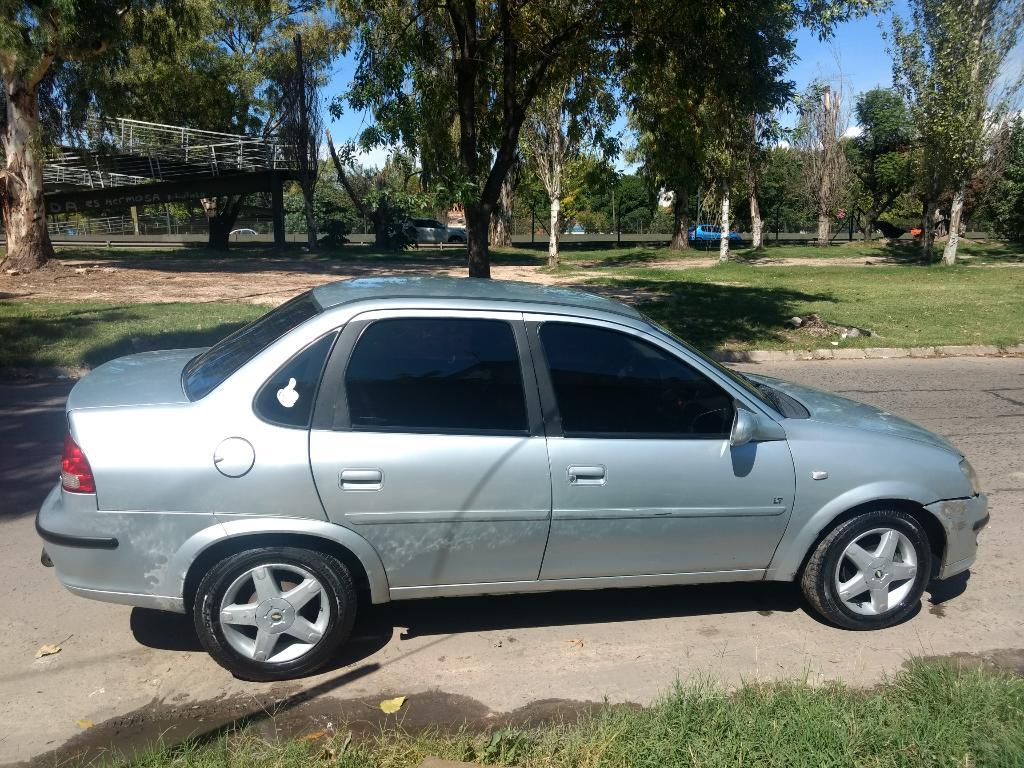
[3,345,1022,383]
[711,344,1024,363]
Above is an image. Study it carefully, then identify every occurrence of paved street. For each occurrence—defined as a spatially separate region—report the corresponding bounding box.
[1,357,1022,766]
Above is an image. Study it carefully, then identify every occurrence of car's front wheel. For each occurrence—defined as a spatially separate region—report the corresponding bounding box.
[193,547,356,681]
[800,510,931,630]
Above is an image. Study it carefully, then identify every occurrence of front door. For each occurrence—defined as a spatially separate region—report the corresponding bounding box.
[309,312,551,589]
[528,319,796,581]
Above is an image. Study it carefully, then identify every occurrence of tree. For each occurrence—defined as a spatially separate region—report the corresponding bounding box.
[522,69,616,266]
[340,0,617,277]
[0,0,191,270]
[72,0,341,249]
[987,118,1024,241]
[891,0,1023,263]
[846,88,914,240]
[325,132,420,249]
[796,82,849,246]
[277,34,325,251]
[759,145,810,239]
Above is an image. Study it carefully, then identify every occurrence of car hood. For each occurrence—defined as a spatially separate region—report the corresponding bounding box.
[745,373,958,454]
[66,348,205,410]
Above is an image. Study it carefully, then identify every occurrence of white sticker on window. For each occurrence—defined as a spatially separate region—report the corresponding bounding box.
[276,377,299,408]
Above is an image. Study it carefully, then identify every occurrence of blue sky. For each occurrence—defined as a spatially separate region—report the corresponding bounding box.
[323,2,1020,168]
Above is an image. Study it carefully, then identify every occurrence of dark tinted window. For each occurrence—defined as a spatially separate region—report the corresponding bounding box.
[183,292,321,400]
[540,323,734,438]
[345,318,527,433]
[254,332,337,427]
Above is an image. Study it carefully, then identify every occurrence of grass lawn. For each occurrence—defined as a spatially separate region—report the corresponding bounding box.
[591,262,1024,351]
[0,301,262,370]
[1,245,1022,370]
[117,661,1024,768]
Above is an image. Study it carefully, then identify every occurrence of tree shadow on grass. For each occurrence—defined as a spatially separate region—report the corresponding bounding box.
[579,278,834,351]
[0,305,249,370]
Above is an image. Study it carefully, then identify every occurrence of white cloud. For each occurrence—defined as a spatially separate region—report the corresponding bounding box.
[843,124,864,138]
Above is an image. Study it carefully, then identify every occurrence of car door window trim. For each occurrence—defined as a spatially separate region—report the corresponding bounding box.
[313,312,544,438]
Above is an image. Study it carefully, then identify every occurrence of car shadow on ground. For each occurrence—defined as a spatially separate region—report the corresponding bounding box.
[131,573,973,674]
[131,580,808,670]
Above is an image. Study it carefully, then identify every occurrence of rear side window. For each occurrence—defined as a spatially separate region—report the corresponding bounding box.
[539,322,734,438]
[344,318,527,434]
[254,332,338,427]
[183,292,321,400]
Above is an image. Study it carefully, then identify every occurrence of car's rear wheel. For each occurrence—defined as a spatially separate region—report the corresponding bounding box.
[193,547,356,681]
[800,510,931,630]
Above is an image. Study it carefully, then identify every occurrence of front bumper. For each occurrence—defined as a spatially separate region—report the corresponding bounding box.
[926,493,989,579]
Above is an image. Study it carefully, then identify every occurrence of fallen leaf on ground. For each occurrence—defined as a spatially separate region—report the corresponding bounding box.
[300,731,327,742]
[379,696,406,714]
[568,638,584,648]
[35,644,62,659]
[76,719,93,729]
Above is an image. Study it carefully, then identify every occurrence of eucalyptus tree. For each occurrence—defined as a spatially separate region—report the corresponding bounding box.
[891,0,1023,263]
[0,0,194,270]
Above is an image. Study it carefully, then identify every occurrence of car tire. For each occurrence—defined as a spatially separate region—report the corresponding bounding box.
[193,546,356,681]
[800,509,931,630]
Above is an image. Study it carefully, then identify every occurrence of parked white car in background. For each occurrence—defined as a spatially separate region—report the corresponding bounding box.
[406,218,467,244]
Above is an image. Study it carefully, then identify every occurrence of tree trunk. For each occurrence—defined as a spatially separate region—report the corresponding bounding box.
[862,210,877,241]
[1,75,55,271]
[302,181,318,251]
[465,202,492,278]
[718,180,731,262]
[749,189,763,250]
[669,190,690,250]
[816,214,830,247]
[941,186,965,266]
[922,198,937,262]
[489,174,514,247]
[548,196,561,268]
[202,196,242,249]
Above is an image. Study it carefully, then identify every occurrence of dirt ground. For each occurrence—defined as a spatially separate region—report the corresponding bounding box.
[0,255,571,306]
[5,249,1012,307]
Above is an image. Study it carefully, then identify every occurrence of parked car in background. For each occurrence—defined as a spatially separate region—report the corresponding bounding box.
[405,218,467,244]
[38,277,987,681]
[688,224,743,246]
[230,228,258,236]
[565,223,586,234]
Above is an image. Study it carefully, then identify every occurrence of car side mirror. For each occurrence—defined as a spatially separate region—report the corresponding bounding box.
[730,407,787,447]
[730,409,757,447]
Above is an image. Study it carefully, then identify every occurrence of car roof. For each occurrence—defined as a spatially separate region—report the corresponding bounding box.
[311,276,643,319]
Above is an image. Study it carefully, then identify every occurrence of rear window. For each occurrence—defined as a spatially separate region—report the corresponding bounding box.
[183,292,322,400]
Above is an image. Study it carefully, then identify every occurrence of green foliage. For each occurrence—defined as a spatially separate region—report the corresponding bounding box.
[983,119,1024,240]
[759,147,813,233]
[847,88,916,232]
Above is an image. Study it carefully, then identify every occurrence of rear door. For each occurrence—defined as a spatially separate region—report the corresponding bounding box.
[309,310,552,590]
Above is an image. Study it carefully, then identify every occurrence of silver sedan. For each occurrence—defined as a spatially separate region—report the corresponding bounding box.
[37,277,988,680]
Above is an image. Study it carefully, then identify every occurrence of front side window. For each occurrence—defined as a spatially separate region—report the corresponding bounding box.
[183,292,321,400]
[539,323,734,438]
[254,332,338,427]
[345,318,528,434]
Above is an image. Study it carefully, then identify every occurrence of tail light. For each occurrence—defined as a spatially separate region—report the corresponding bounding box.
[61,432,96,493]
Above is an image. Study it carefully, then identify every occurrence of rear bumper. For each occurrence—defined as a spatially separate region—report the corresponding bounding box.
[926,494,989,580]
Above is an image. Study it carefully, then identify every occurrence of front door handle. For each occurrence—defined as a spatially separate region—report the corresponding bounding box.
[340,468,384,491]
[567,465,606,486]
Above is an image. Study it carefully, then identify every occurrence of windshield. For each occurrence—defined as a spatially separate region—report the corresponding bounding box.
[639,314,779,413]
[182,292,322,400]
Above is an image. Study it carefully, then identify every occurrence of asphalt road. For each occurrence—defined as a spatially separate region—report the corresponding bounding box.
[1,357,1022,766]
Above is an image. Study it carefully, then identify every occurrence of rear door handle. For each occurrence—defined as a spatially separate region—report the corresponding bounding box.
[340,468,384,491]
[567,465,606,486]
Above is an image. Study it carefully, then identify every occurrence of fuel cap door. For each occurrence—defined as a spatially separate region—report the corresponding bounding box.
[213,437,255,478]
